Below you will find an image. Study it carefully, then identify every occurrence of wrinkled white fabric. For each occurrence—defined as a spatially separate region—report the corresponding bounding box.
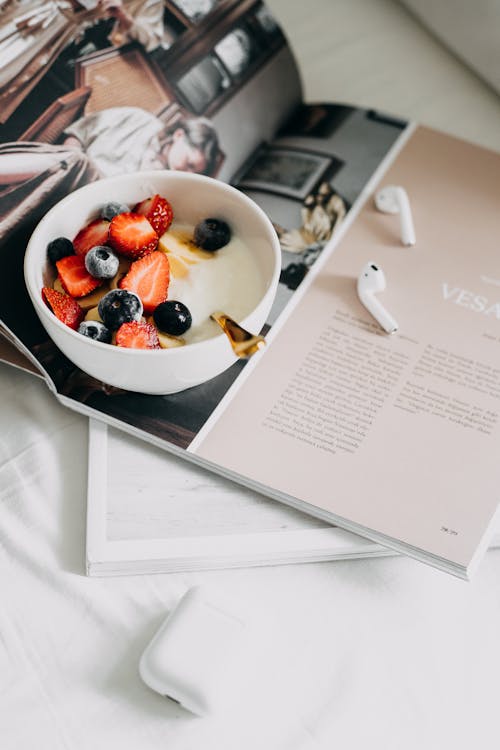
[1,363,500,750]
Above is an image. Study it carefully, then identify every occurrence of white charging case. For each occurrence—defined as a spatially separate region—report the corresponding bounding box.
[139,586,250,716]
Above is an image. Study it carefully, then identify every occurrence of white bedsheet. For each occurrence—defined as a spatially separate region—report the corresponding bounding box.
[2,363,500,750]
[3,3,500,745]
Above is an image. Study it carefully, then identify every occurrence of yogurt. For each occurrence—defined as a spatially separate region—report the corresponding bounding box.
[158,223,266,344]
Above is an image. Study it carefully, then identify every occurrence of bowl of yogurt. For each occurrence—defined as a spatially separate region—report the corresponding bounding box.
[24,171,281,394]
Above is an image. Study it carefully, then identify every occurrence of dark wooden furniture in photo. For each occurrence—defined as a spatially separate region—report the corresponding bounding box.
[18,86,92,143]
[155,0,287,117]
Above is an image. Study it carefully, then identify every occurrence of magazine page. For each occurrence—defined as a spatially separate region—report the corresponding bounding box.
[191,126,500,577]
[0,1,407,449]
[0,0,300,377]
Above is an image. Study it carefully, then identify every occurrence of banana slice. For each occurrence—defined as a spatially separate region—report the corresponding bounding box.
[158,227,213,279]
[157,331,185,349]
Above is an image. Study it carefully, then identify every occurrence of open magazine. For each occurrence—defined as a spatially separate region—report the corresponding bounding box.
[2,1,500,578]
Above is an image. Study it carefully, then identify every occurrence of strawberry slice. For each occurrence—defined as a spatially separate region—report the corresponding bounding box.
[108,212,158,259]
[42,287,84,330]
[73,218,110,256]
[115,321,160,349]
[133,194,173,236]
[56,255,103,298]
[118,251,170,314]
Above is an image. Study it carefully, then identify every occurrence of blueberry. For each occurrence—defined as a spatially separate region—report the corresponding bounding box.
[85,245,119,279]
[100,202,130,221]
[47,237,74,264]
[153,300,192,336]
[194,218,231,251]
[77,320,112,343]
[98,289,143,331]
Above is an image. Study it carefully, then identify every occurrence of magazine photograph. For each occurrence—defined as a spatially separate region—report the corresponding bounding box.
[0,0,405,445]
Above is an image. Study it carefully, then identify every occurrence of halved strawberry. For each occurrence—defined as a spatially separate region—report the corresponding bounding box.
[115,321,160,349]
[73,218,110,256]
[133,194,173,236]
[42,287,84,330]
[56,255,103,298]
[118,251,170,314]
[108,213,158,259]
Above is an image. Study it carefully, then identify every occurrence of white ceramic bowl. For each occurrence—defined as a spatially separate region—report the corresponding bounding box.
[24,171,281,394]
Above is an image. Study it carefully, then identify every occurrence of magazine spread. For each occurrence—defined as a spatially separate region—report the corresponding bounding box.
[1,1,499,577]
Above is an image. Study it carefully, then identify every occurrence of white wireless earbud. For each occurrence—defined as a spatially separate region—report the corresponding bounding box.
[374,185,416,246]
[357,262,398,334]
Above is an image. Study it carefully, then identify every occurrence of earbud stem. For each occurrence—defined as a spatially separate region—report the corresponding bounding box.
[397,187,416,246]
[360,293,398,334]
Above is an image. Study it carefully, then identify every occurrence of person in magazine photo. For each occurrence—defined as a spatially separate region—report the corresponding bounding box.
[62,107,220,177]
[0,109,220,240]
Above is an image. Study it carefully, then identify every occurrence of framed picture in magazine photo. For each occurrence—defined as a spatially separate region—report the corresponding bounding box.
[236,144,343,200]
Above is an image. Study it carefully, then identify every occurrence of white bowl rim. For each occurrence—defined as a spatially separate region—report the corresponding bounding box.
[24,171,281,358]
